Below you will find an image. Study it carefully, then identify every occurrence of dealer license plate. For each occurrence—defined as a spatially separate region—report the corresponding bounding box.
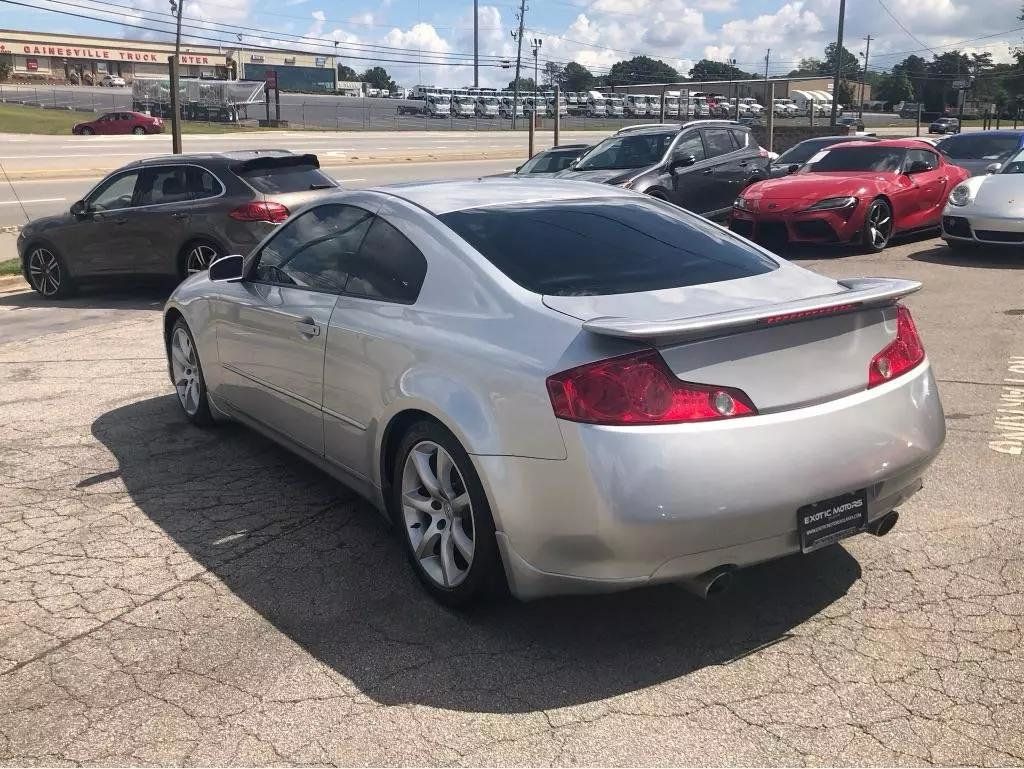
[798,489,868,553]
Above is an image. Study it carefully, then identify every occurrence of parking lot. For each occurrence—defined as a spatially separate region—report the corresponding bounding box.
[2,223,1023,764]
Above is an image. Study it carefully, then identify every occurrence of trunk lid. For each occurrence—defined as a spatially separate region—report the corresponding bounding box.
[543,271,918,412]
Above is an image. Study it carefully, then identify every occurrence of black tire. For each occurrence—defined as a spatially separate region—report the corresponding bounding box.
[862,198,893,253]
[391,420,504,607]
[179,240,223,279]
[24,244,75,299]
[169,318,214,427]
[80,127,93,135]
[132,126,146,135]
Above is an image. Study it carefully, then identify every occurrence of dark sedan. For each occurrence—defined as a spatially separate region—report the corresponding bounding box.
[73,111,163,135]
[929,117,960,135]
[17,151,337,298]
[512,144,592,177]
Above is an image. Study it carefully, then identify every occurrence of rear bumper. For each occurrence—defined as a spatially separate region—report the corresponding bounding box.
[730,205,865,244]
[478,363,945,600]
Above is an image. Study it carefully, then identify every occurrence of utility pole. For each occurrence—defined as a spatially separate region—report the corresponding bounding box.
[532,37,542,126]
[763,49,770,111]
[859,34,872,119]
[169,0,184,154]
[473,0,479,88]
[830,0,847,128]
[510,0,526,129]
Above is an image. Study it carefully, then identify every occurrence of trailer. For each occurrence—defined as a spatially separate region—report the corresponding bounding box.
[132,76,265,122]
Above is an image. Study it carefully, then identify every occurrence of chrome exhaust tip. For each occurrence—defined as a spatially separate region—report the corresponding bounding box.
[868,511,899,537]
[681,566,736,600]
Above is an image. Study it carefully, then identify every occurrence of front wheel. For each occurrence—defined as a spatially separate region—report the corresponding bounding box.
[26,245,74,298]
[132,126,146,135]
[392,421,504,607]
[169,319,214,426]
[862,198,893,252]
[181,241,222,278]
[80,127,93,135]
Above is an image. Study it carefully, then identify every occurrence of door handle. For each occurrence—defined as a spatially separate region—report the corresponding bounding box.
[171,212,188,220]
[937,176,947,182]
[702,169,713,175]
[739,161,749,166]
[294,318,320,337]
[112,217,128,225]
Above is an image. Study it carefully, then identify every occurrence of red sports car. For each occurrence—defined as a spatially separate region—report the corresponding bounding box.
[72,111,164,136]
[729,139,969,251]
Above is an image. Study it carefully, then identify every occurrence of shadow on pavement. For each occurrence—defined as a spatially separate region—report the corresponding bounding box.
[0,279,176,311]
[909,243,1024,269]
[92,395,862,713]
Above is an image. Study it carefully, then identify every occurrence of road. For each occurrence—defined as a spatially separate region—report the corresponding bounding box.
[1,228,1023,764]
[0,157,519,229]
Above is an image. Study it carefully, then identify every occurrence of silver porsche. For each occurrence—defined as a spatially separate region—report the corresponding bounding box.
[942,147,1024,249]
[163,178,946,606]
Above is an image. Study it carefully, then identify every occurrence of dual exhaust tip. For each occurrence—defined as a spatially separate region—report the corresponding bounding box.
[680,510,900,600]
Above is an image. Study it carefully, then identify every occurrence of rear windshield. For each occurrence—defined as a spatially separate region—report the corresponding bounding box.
[235,163,336,194]
[805,146,906,173]
[439,198,777,296]
[939,133,1022,160]
[519,148,586,174]
[575,131,676,171]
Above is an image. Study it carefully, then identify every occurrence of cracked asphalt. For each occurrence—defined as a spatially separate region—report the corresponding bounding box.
[1,236,1023,766]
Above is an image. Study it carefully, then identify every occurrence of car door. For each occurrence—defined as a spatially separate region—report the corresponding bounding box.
[323,202,429,480]
[112,113,133,134]
[131,164,195,274]
[701,127,746,215]
[902,148,948,229]
[668,130,713,213]
[62,168,150,275]
[216,203,375,454]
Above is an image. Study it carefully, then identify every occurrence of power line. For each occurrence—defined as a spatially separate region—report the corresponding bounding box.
[874,0,938,57]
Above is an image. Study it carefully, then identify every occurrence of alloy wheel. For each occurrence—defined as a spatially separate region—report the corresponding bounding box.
[867,201,892,250]
[170,327,202,416]
[186,244,220,274]
[401,441,476,588]
[28,247,61,296]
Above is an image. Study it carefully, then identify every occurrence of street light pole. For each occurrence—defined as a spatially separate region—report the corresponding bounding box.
[532,37,542,125]
[859,34,872,119]
[510,0,526,130]
[169,0,184,154]
[473,0,479,88]
[830,0,847,129]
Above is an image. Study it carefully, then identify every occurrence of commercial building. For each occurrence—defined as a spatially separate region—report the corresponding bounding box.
[0,29,345,92]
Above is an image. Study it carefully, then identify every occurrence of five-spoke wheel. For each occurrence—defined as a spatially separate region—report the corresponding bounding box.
[27,246,70,298]
[863,199,893,252]
[184,243,222,276]
[169,320,213,425]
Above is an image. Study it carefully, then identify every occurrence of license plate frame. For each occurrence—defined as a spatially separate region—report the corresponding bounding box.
[798,489,869,553]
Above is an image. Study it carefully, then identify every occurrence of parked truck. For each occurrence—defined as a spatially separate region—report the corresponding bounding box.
[474,94,500,118]
[451,93,477,118]
[584,90,607,117]
[624,94,648,118]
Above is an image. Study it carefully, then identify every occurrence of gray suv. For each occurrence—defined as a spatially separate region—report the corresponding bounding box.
[17,151,336,298]
[556,121,768,219]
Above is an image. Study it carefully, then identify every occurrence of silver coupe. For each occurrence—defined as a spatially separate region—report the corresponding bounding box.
[942,147,1024,249]
[163,178,946,606]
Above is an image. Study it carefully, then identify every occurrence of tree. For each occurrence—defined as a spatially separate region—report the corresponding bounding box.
[606,56,678,86]
[563,61,594,92]
[507,76,536,92]
[834,80,855,106]
[820,43,860,77]
[360,66,397,92]
[788,57,823,76]
[0,53,11,83]
[924,50,972,111]
[688,59,754,81]
[893,55,928,100]
[542,61,565,88]
[875,72,914,106]
[337,64,358,82]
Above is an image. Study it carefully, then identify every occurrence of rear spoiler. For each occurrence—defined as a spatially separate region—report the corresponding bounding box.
[582,278,921,342]
[230,153,321,174]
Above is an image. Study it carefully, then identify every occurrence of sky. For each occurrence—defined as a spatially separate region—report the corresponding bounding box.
[4,0,1022,87]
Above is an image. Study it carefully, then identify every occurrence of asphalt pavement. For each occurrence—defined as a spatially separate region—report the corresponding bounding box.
[0,227,1023,764]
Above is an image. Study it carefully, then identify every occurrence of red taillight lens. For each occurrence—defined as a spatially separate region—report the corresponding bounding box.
[546,350,757,425]
[229,201,290,224]
[868,305,925,388]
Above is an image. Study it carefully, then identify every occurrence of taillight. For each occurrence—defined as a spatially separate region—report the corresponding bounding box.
[229,201,290,224]
[868,305,925,388]
[546,349,757,425]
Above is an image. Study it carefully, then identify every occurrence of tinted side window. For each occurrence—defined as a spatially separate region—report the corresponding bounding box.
[89,171,140,211]
[673,132,706,161]
[253,204,374,292]
[237,163,335,194]
[729,129,751,149]
[138,166,190,205]
[906,149,938,171]
[346,217,428,304]
[941,134,1022,160]
[703,128,738,158]
[186,167,223,200]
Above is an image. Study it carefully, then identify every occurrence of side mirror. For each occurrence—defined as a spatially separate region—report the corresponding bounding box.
[208,254,244,282]
[670,154,697,173]
[787,163,800,174]
[986,162,1002,174]
[70,200,90,218]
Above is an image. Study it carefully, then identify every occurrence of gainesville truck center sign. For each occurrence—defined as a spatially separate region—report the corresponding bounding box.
[0,41,224,65]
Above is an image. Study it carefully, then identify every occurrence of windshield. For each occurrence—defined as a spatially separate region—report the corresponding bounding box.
[777,140,837,165]
[482,97,498,105]
[805,146,906,173]
[519,148,586,175]
[1000,148,1024,173]
[576,131,676,171]
[940,133,1021,161]
[439,198,776,296]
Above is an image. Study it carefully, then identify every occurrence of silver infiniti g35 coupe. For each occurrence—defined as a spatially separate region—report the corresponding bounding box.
[163,179,946,606]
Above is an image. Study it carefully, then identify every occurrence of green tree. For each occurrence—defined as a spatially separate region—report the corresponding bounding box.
[820,43,860,77]
[688,59,753,81]
[563,61,594,92]
[787,57,824,77]
[507,76,537,92]
[0,53,11,82]
[542,61,565,88]
[893,55,928,100]
[924,50,972,111]
[875,72,914,105]
[359,66,397,92]
[606,56,678,86]
[835,80,855,106]
[337,64,358,82]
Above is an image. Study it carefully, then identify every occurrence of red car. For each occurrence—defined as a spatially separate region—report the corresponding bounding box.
[72,111,164,136]
[729,139,969,251]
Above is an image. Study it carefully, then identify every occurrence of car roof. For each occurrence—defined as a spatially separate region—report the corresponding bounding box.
[126,149,296,167]
[370,178,629,215]
[832,138,940,150]
[542,144,590,152]
[945,129,1024,137]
